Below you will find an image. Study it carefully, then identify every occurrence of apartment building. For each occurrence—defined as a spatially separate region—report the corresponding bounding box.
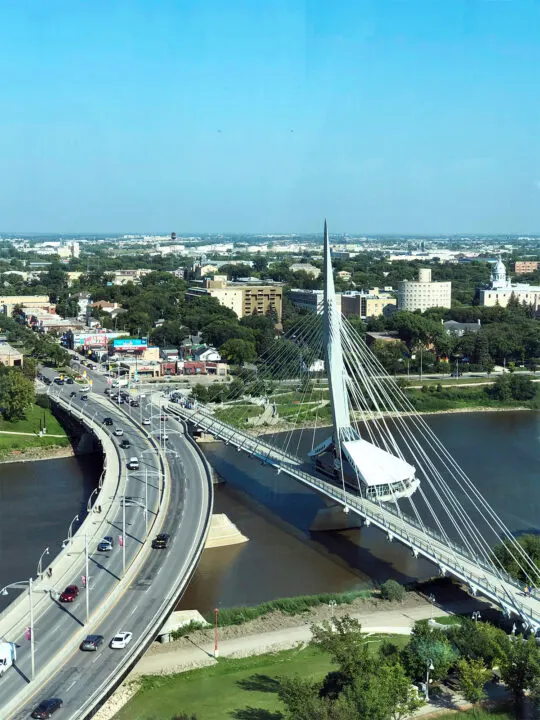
[514,261,539,274]
[187,279,283,321]
[397,269,451,312]
[341,289,396,319]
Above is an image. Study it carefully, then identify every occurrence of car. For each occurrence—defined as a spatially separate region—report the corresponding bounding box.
[31,698,63,718]
[66,377,74,385]
[80,385,90,391]
[43,377,51,385]
[127,457,139,470]
[87,363,95,369]
[120,439,131,449]
[104,387,111,395]
[59,585,79,603]
[97,536,113,552]
[160,415,169,421]
[142,418,151,426]
[114,396,125,404]
[110,631,133,649]
[80,634,104,651]
[130,400,140,407]
[53,378,64,386]
[152,533,170,549]
[114,428,124,437]
[80,395,89,401]
[159,434,169,441]
[103,417,113,426]
[70,391,77,398]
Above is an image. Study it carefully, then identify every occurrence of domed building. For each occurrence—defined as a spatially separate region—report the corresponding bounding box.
[479,256,540,310]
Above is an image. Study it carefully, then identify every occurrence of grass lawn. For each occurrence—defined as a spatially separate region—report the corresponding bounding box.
[0,402,69,456]
[115,639,410,720]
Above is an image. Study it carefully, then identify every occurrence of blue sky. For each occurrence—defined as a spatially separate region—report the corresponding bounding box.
[0,0,539,234]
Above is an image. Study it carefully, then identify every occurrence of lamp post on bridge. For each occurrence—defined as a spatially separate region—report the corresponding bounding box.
[37,547,49,577]
[1,578,35,681]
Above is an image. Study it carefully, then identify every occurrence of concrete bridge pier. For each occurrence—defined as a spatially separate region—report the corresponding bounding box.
[310,499,364,532]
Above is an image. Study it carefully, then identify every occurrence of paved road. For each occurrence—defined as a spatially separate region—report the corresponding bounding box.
[2,361,212,719]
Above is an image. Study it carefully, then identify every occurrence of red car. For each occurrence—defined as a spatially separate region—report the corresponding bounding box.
[60,585,79,603]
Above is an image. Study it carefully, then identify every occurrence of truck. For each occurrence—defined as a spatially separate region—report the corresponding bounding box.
[112,379,129,388]
[0,641,16,677]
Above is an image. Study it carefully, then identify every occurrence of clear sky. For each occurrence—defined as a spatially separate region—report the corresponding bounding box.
[1,0,539,235]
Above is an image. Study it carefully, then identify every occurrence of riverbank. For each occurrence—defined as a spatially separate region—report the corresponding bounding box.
[0,443,74,464]
[204,403,534,438]
[0,402,71,460]
[99,592,479,720]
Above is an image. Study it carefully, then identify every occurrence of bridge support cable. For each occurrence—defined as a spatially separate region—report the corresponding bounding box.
[339,319,524,573]
[338,314,540,587]
[339,320,486,554]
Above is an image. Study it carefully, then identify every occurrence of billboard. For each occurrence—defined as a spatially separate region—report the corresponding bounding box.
[83,335,108,348]
[113,338,148,351]
[74,332,128,347]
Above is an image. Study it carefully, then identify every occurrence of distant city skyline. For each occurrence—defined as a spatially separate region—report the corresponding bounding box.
[1,1,539,234]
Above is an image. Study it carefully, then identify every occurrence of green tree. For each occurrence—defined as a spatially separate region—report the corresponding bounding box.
[486,375,512,401]
[219,338,257,365]
[509,375,536,401]
[402,620,458,682]
[500,635,540,701]
[447,619,508,668]
[492,533,540,585]
[0,368,35,420]
[456,657,491,705]
[21,356,37,381]
[380,580,406,603]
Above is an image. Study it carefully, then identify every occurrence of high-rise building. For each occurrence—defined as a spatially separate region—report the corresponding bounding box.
[397,269,451,312]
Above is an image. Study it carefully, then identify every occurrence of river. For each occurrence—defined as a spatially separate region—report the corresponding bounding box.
[0,453,102,611]
[179,411,540,614]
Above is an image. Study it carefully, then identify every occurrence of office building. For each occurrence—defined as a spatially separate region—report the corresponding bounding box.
[187,279,283,322]
[341,289,396,320]
[514,261,539,274]
[397,269,451,312]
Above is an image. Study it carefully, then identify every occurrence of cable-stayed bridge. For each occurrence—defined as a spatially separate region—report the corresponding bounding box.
[173,221,540,632]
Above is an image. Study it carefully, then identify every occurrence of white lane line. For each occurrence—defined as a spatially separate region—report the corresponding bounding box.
[64,677,78,692]
[127,605,138,618]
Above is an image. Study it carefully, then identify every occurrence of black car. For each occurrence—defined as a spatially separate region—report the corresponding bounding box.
[53,378,64,386]
[104,387,111,395]
[31,698,63,718]
[66,377,74,385]
[80,634,104,651]
[152,533,170,549]
[80,394,89,401]
[103,417,113,426]
[130,400,140,407]
[120,439,131,449]
[70,391,77,398]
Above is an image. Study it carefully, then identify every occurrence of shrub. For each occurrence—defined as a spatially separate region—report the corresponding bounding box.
[380,579,406,602]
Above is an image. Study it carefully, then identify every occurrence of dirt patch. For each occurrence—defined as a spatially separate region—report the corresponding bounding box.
[0,445,74,464]
[146,592,426,657]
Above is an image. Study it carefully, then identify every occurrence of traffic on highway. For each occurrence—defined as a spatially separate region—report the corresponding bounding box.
[1,358,212,720]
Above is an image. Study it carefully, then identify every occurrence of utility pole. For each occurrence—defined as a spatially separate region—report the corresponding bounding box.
[122,497,126,576]
[85,533,90,624]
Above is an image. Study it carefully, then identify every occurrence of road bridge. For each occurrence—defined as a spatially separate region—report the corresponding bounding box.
[1,366,212,719]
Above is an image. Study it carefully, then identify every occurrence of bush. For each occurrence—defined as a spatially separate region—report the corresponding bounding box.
[380,579,406,602]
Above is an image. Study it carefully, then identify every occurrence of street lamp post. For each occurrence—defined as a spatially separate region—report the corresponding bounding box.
[37,547,49,577]
[68,513,79,543]
[329,599,337,624]
[425,659,434,702]
[214,608,219,658]
[145,468,149,534]
[87,487,99,513]
[472,611,481,623]
[85,534,90,624]
[122,495,126,576]
[1,579,35,681]
[428,593,436,619]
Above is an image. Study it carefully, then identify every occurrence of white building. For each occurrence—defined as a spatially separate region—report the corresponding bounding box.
[479,257,540,309]
[397,269,451,312]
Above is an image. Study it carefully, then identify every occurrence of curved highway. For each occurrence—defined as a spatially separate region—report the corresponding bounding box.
[1,360,212,719]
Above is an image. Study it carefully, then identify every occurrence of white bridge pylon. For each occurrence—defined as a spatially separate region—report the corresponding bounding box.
[309,220,418,502]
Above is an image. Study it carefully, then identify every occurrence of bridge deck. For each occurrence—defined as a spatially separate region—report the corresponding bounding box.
[170,403,540,631]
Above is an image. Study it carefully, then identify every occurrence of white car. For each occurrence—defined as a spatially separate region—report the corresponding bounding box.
[159,434,169,441]
[142,418,151,426]
[80,385,90,392]
[110,631,133,649]
[114,428,124,437]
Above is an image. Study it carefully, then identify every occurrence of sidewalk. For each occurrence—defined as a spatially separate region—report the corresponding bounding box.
[130,603,451,677]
